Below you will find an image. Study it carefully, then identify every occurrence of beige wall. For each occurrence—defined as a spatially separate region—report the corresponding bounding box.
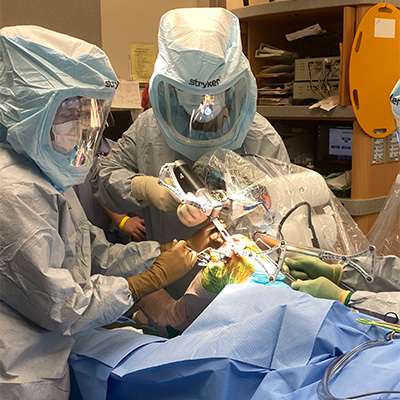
[1,0,224,80]
[100,0,212,80]
[0,0,102,47]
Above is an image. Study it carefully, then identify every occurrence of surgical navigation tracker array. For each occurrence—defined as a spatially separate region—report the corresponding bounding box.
[159,160,232,243]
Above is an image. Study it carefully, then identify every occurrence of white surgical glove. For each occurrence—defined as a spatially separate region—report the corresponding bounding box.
[177,204,208,227]
[131,176,180,212]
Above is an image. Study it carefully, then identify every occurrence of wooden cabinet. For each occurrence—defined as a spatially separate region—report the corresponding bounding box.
[232,0,400,234]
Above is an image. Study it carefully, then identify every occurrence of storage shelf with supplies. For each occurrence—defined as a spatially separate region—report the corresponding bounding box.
[232,0,400,234]
[257,105,355,120]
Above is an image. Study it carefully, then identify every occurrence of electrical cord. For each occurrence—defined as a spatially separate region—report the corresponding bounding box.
[277,201,320,248]
[241,154,320,248]
[308,60,337,99]
[308,62,323,98]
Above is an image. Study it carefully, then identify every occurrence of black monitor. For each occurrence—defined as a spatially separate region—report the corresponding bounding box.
[315,122,353,175]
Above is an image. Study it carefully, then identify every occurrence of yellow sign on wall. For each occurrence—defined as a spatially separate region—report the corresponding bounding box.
[130,44,156,83]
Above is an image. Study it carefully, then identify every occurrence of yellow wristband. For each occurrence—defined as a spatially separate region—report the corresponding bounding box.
[119,216,130,230]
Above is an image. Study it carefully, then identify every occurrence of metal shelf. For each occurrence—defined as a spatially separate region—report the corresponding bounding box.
[232,0,400,20]
[257,105,355,120]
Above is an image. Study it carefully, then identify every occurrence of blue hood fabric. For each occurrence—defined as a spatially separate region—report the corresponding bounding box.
[149,8,257,161]
[0,25,118,190]
[391,79,400,135]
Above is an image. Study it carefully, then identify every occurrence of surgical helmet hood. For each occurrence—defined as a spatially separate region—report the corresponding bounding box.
[149,8,257,161]
[0,25,118,190]
[391,79,400,135]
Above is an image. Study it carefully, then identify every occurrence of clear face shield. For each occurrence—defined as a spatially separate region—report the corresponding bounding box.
[394,113,400,137]
[50,96,111,167]
[177,91,229,137]
[158,77,247,144]
[390,81,400,141]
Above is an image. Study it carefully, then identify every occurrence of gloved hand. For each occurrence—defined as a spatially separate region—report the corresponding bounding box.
[201,254,256,294]
[291,276,351,303]
[201,234,262,294]
[186,223,225,253]
[131,176,180,212]
[160,239,177,253]
[177,204,208,227]
[160,223,224,254]
[126,240,196,301]
[284,255,343,284]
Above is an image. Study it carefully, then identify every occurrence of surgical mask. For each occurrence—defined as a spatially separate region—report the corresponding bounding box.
[51,120,82,154]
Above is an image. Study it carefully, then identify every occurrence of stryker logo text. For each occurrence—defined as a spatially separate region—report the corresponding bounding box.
[390,94,399,106]
[188,78,221,88]
[105,80,119,89]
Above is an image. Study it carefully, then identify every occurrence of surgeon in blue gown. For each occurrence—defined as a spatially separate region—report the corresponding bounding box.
[71,62,400,398]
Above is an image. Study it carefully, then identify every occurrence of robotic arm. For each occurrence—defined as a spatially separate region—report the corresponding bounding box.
[253,232,376,284]
[158,160,376,284]
[158,160,289,283]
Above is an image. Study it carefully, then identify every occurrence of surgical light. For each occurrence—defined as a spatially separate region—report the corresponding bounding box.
[202,94,213,116]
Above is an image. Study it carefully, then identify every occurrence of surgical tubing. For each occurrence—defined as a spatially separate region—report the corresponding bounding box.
[317,337,398,400]
[119,216,130,230]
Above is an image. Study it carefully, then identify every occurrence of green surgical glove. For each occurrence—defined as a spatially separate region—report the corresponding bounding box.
[291,276,351,303]
[201,254,256,294]
[285,255,343,284]
[131,176,180,212]
[126,240,196,301]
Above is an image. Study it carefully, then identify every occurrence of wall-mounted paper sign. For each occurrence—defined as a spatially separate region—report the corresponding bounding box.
[111,79,141,109]
[130,44,156,83]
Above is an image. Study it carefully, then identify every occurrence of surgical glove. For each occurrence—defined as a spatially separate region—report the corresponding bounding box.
[291,276,351,303]
[131,176,180,212]
[160,239,177,253]
[126,240,196,301]
[186,223,224,252]
[177,204,208,227]
[201,254,256,294]
[285,255,343,284]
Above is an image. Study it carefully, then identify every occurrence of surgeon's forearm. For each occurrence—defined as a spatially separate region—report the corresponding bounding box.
[100,204,128,226]
[88,217,160,277]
